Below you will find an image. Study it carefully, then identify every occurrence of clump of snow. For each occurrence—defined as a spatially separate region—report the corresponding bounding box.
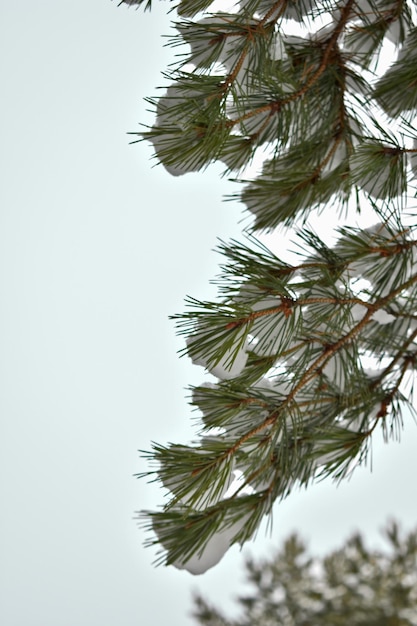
[349,144,407,200]
[350,303,368,322]
[161,443,236,510]
[321,141,348,175]
[408,137,417,178]
[249,296,294,357]
[148,84,206,176]
[372,309,396,325]
[187,332,249,380]
[171,514,250,574]
[322,353,349,389]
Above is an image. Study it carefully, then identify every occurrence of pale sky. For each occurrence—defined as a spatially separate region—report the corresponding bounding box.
[1,2,416,626]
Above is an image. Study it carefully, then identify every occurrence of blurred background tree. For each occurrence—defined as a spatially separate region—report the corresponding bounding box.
[192,521,417,625]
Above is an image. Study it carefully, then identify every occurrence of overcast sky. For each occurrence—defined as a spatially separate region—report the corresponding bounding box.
[1,2,416,626]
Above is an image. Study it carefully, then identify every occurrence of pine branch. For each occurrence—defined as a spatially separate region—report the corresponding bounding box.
[139,224,417,570]
[119,0,417,573]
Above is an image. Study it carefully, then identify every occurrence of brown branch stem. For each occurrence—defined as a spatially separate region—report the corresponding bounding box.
[225,0,357,129]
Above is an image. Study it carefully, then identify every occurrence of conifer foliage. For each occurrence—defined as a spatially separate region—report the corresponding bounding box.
[192,521,417,625]
[117,0,417,573]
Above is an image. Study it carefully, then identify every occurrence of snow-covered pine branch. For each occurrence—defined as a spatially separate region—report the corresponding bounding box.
[118,0,417,573]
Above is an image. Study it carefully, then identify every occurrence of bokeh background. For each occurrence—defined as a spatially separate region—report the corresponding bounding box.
[1,2,416,625]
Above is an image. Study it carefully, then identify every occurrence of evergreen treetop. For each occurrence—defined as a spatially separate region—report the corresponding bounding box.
[192,521,417,625]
